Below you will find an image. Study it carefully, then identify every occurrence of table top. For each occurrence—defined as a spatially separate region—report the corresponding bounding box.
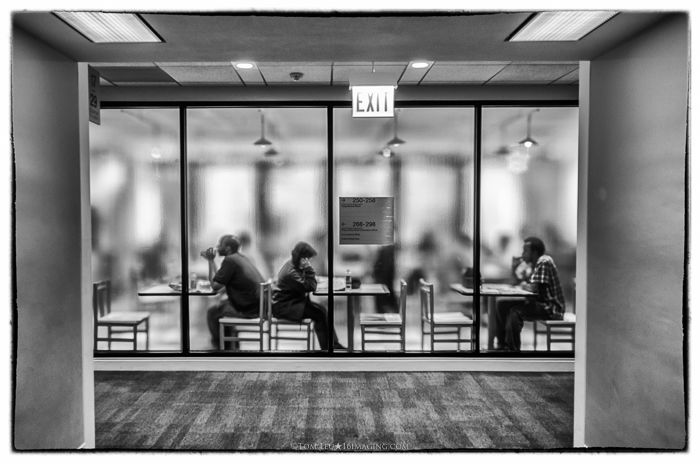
[138,284,219,297]
[450,283,536,297]
[314,283,389,296]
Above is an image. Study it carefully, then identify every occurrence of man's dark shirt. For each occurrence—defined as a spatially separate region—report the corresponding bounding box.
[213,253,264,314]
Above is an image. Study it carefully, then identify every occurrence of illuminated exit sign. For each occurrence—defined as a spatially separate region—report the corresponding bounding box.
[352,85,395,118]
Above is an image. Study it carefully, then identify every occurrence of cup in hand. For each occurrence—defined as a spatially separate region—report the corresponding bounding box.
[200,247,215,259]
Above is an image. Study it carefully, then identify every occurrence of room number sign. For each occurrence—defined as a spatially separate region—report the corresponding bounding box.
[339,197,394,245]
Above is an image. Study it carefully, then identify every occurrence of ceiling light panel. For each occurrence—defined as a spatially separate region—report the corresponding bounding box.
[54,12,161,43]
[487,63,578,84]
[510,11,617,41]
[332,63,405,86]
[157,63,243,85]
[257,63,332,84]
[419,62,509,84]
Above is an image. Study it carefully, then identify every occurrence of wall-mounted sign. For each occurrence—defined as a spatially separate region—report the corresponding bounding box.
[351,85,394,118]
[88,66,101,125]
[339,197,394,245]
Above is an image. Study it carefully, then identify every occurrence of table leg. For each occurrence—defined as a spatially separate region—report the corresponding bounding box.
[347,296,354,351]
[487,297,496,350]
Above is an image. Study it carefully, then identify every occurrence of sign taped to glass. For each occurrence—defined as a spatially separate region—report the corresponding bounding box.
[339,197,394,245]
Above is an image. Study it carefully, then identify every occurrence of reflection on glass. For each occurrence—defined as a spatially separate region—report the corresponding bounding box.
[90,108,181,351]
[186,108,328,352]
[481,107,578,352]
[334,107,475,352]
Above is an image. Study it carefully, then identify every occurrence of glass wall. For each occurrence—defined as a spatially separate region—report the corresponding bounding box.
[186,107,328,351]
[480,107,578,351]
[89,103,576,356]
[334,107,475,352]
[90,108,182,351]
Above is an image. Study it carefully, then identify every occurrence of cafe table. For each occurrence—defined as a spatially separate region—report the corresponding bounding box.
[450,283,536,350]
[313,280,389,351]
[138,283,219,297]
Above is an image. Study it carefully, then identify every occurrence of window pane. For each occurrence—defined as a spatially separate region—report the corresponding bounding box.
[186,107,328,352]
[480,107,578,352]
[90,108,182,352]
[334,107,475,352]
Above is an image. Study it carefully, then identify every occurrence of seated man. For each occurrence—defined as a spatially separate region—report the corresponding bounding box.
[201,234,265,349]
[493,236,564,351]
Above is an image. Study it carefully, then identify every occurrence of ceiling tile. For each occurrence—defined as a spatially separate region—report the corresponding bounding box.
[94,65,176,84]
[399,62,433,85]
[158,64,242,85]
[421,62,509,84]
[234,65,265,86]
[332,63,406,86]
[552,68,579,84]
[258,62,332,84]
[487,63,579,84]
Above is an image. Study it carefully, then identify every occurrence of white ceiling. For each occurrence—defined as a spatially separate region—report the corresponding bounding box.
[12,10,669,87]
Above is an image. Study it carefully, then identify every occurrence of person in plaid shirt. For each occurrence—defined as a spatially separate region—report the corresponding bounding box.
[494,236,565,351]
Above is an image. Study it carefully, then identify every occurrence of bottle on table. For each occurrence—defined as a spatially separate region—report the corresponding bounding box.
[190,273,197,292]
[345,269,352,290]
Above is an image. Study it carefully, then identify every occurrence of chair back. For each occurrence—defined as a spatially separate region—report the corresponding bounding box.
[398,279,408,327]
[418,278,434,322]
[259,280,273,321]
[93,280,111,319]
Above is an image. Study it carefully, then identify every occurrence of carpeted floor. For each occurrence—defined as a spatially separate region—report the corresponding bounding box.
[95,371,573,450]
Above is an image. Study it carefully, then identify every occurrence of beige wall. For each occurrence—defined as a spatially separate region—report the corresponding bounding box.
[12,27,85,449]
[584,14,687,448]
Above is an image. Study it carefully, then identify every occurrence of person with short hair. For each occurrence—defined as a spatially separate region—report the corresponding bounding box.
[493,236,565,351]
[201,234,265,348]
[272,241,344,350]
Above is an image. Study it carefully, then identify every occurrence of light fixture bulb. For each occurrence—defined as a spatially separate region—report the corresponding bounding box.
[236,62,255,69]
[150,147,162,159]
[381,147,393,158]
[411,61,430,69]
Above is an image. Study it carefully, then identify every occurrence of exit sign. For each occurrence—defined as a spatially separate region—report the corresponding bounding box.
[352,85,394,118]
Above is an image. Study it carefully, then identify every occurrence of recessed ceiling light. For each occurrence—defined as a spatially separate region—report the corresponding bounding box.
[54,12,162,43]
[235,62,255,70]
[410,61,431,69]
[509,11,618,42]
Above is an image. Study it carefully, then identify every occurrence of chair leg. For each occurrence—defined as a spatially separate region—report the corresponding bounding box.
[108,326,112,350]
[306,325,311,351]
[546,326,552,351]
[132,326,137,351]
[145,319,149,351]
[219,323,225,350]
[430,325,434,353]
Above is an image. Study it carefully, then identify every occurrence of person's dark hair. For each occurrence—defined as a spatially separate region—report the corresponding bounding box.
[524,236,545,256]
[291,241,317,267]
[219,234,241,254]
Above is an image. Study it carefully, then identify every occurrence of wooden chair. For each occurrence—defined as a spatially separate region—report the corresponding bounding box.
[360,279,407,352]
[219,281,271,351]
[270,285,315,351]
[533,277,576,351]
[419,279,474,352]
[93,280,150,351]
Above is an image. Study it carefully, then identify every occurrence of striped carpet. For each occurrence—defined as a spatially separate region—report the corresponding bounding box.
[95,371,573,450]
